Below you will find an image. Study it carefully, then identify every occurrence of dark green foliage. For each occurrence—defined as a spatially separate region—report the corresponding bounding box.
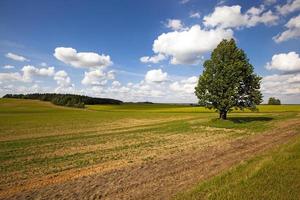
[51,96,85,108]
[2,93,122,108]
[268,97,281,105]
[195,39,262,119]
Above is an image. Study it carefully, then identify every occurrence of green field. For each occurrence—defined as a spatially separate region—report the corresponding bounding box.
[175,135,300,200]
[0,98,300,199]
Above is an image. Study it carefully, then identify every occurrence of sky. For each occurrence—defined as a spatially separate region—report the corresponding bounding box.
[0,0,300,103]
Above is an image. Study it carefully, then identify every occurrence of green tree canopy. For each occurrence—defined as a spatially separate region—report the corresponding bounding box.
[195,39,262,119]
[268,97,281,105]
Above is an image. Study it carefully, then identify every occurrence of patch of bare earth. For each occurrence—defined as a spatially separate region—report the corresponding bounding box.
[1,118,300,200]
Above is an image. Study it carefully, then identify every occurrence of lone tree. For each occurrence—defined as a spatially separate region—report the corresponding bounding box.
[268,97,281,105]
[195,39,262,120]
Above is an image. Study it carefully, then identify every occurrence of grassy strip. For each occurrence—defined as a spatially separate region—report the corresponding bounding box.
[175,134,300,200]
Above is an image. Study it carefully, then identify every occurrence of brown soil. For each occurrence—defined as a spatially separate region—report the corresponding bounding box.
[1,119,299,200]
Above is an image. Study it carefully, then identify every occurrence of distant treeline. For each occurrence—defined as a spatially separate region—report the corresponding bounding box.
[3,93,123,108]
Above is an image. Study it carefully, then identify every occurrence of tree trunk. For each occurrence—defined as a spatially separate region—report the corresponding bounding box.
[219,111,227,120]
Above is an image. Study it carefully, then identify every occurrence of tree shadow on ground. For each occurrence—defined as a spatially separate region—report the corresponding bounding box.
[227,117,273,124]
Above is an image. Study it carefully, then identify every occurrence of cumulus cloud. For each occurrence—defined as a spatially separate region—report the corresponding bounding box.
[165,19,185,31]
[113,81,164,100]
[140,54,166,63]
[203,5,279,29]
[145,69,168,83]
[273,14,300,43]
[152,25,233,64]
[190,12,201,18]
[112,80,121,88]
[3,65,15,69]
[0,66,76,95]
[96,73,198,103]
[54,47,112,68]
[54,70,71,87]
[107,70,115,79]
[276,0,300,15]
[0,65,55,83]
[262,73,300,103]
[16,67,197,103]
[81,69,115,86]
[0,72,23,82]
[0,83,50,97]
[94,80,162,102]
[5,52,29,62]
[22,65,55,81]
[54,70,74,93]
[266,52,300,72]
[170,76,198,93]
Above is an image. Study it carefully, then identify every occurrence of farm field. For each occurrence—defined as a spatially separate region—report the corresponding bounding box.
[0,98,300,199]
[175,134,300,200]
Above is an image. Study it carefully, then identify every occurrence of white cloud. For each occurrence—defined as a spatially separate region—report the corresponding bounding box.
[0,72,23,82]
[152,25,233,65]
[170,76,198,93]
[145,69,168,83]
[0,69,200,103]
[82,69,106,86]
[81,69,114,86]
[190,12,201,18]
[54,47,112,69]
[5,52,29,62]
[276,0,300,15]
[203,5,279,29]
[0,83,50,97]
[165,19,185,31]
[262,73,300,103]
[107,70,115,80]
[112,80,121,88]
[266,52,300,72]
[273,14,300,43]
[0,65,55,83]
[100,80,165,101]
[54,70,74,93]
[21,65,55,81]
[38,67,55,76]
[3,65,15,69]
[54,70,71,87]
[182,76,198,83]
[99,73,198,103]
[140,54,166,63]
[0,69,74,95]
[261,74,300,98]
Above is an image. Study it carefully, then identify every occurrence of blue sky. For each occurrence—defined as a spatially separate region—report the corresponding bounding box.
[0,0,300,103]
